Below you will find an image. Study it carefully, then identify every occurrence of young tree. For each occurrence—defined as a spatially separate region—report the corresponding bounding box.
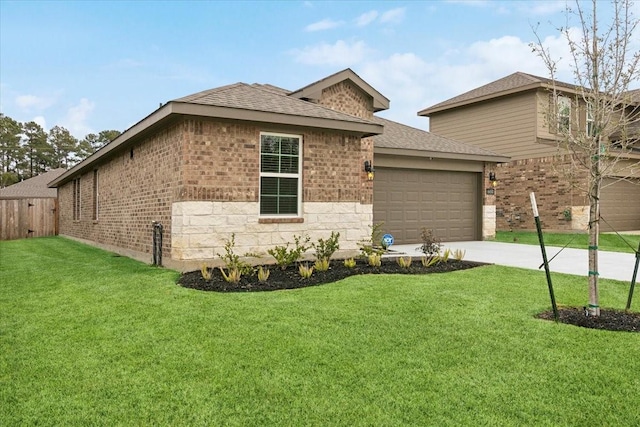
[532,0,640,316]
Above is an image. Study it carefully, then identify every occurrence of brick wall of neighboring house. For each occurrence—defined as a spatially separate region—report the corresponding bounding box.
[319,80,374,120]
[483,163,498,239]
[495,155,589,231]
[58,123,183,261]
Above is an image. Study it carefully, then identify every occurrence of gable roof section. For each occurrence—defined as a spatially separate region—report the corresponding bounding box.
[289,68,390,112]
[0,168,66,199]
[372,116,509,163]
[50,82,383,188]
[418,72,579,116]
[173,82,378,125]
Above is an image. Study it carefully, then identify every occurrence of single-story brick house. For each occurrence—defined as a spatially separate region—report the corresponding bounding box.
[49,69,507,270]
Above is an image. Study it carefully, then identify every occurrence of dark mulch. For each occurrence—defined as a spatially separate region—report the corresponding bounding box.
[178,257,640,333]
[178,258,484,292]
[537,307,640,333]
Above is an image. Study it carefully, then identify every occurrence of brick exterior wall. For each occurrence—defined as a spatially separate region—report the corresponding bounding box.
[59,123,182,259]
[60,110,374,266]
[319,80,374,120]
[495,155,589,231]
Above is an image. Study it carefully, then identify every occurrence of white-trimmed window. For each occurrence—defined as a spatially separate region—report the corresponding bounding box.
[73,178,81,220]
[259,132,302,216]
[557,96,571,133]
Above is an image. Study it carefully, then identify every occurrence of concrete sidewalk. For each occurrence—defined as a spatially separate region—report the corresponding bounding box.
[389,241,639,282]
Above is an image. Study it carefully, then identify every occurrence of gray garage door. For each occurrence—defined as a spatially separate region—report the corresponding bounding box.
[373,168,480,244]
[600,178,640,231]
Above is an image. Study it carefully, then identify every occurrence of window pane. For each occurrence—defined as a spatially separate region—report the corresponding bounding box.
[280,156,298,174]
[261,177,279,195]
[280,138,299,155]
[279,178,298,195]
[261,155,279,173]
[279,196,298,214]
[260,196,278,215]
[261,136,279,154]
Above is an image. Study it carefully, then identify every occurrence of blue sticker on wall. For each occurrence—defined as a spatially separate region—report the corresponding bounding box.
[382,234,394,248]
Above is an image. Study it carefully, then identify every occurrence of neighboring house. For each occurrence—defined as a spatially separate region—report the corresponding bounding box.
[49,69,505,270]
[418,72,640,232]
[0,168,66,240]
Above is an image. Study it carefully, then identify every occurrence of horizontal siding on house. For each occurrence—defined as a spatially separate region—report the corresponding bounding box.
[430,91,558,160]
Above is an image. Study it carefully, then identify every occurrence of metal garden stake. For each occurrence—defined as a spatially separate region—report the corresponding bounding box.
[530,192,558,321]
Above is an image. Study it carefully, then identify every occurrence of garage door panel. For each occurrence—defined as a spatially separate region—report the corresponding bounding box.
[373,168,480,244]
[600,178,640,231]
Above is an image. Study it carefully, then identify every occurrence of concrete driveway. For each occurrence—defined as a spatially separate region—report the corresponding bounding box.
[389,241,639,282]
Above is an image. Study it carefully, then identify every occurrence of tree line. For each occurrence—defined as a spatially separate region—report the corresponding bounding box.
[0,113,121,187]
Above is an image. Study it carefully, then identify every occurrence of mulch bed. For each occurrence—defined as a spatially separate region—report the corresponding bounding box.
[178,258,484,292]
[177,257,640,333]
[537,307,640,332]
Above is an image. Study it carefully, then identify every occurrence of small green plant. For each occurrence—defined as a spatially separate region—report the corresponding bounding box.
[358,223,385,258]
[418,228,442,257]
[312,232,340,263]
[314,258,330,272]
[200,263,212,280]
[396,256,412,268]
[257,266,270,282]
[217,233,253,275]
[298,263,314,279]
[368,253,382,267]
[344,258,357,268]
[563,208,572,221]
[440,248,451,263]
[421,255,440,268]
[453,249,466,261]
[268,234,311,270]
[219,267,242,283]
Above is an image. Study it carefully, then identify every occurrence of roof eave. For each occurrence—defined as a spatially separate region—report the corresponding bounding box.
[374,147,510,163]
[49,102,383,187]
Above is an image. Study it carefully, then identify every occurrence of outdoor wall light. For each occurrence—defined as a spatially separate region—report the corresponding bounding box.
[489,172,498,187]
[364,160,374,181]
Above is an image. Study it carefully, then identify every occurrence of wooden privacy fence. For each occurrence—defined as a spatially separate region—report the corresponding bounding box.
[0,198,58,241]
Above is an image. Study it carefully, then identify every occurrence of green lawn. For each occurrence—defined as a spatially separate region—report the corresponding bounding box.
[2,237,639,426]
[496,230,640,254]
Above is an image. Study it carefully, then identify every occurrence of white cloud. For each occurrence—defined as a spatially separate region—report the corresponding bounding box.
[356,10,378,27]
[61,98,95,137]
[305,18,342,32]
[291,40,370,66]
[15,94,55,111]
[380,8,406,24]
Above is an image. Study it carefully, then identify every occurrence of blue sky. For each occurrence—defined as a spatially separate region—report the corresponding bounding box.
[1,0,638,138]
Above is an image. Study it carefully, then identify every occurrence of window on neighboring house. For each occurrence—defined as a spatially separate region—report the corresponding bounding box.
[92,169,99,221]
[557,96,571,133]
[259,132,302,216]
[73,178,81,220]
[586,102,596,137]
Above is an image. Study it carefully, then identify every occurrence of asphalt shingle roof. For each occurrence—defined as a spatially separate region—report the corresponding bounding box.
[0,168,66,199]
[173,83,375,125]
[371,116,505,158]
[419,72,578,115]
